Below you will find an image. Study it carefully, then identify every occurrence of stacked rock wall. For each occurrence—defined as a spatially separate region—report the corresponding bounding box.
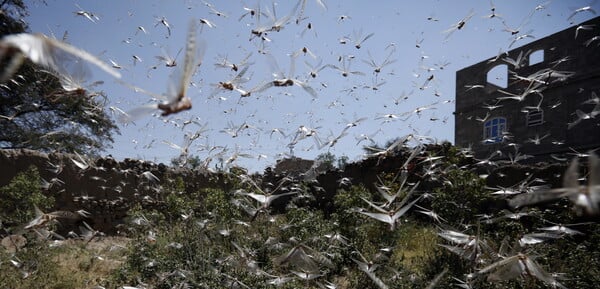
[0,149,232,234]
[1,147,570,234]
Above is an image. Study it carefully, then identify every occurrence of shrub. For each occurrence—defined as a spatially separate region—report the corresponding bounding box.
[430,168,490,227]
[0,166,55,227]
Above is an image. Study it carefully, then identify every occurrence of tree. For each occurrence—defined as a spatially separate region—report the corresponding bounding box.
[0,166,54,226]
[0,0,27,21]
[315,152,336,171]
[337,155,349,170]
[0,1,119,156]
[171,155,204,169]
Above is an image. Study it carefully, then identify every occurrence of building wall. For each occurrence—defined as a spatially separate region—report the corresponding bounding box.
[455,16,600,160]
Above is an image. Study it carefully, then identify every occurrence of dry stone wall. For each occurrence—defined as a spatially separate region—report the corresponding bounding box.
[0,149,232,234]
[0,147,570,235]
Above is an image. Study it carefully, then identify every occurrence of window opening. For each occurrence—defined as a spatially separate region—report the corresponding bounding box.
[529,49,544,65]
[486,64,508,88]
[483,117,507,144]
[526,110,544,126]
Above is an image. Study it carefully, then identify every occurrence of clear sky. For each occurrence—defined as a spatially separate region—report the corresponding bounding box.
[23,0,598,172]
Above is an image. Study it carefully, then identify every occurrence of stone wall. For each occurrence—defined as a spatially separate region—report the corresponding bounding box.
[0,147,571,235]
[0,149,234,234]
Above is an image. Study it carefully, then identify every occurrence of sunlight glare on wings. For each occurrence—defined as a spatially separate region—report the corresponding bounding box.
[0,33,121,83]
[159,20,205,115]
[120,20,205,122]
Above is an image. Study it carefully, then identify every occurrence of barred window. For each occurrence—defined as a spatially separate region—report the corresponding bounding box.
[527,110,544,126]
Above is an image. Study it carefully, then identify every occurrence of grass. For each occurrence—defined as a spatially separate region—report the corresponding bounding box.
[0,237,128,289]
[392,224,439,276]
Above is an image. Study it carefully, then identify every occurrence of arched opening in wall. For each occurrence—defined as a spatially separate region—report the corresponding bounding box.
[486,64,508,88]
[529,49,544,65]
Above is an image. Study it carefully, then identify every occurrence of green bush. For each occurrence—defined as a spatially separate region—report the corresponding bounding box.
[430,168,489,227]
[331,184,371,238]
[5,144,600,289]
[0,166,55,227]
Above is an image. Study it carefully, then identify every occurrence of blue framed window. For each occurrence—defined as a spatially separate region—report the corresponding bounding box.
[483,117,507,144]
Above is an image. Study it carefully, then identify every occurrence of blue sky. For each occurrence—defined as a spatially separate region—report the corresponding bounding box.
[23,0,598,172]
